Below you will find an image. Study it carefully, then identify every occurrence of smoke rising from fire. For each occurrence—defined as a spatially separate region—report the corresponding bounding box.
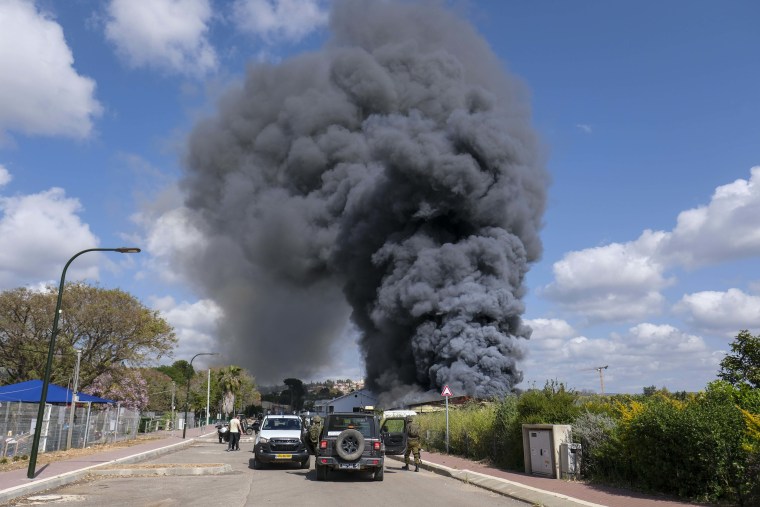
[179,0,547,398]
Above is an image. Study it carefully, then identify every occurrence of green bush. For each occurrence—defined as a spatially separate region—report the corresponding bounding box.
[418,402,496,458]
[492,395,523,469]
[604,384,755,504]
[517,380,581,424]
[419,379,759,506]
[572,410,617,478]
[624,395,708,497]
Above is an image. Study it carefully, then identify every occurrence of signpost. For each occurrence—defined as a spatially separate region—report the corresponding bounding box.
[441,385,453,453]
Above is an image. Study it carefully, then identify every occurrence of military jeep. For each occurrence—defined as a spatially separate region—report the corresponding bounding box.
[314,412,386,481]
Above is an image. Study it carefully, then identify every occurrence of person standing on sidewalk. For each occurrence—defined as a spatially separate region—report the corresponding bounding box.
[402,415,421,472]
[227,415,241,451]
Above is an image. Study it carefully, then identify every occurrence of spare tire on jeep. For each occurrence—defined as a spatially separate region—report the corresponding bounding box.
[335,429,364,461]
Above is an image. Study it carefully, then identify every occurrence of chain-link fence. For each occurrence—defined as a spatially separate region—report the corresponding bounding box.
[0,401,140,458]
[138,411,198,433]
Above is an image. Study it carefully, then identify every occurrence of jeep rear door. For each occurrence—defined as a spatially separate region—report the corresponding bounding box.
[380,417,406,455]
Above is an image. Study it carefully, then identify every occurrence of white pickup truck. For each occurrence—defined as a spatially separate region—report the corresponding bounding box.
[252,414,310,469]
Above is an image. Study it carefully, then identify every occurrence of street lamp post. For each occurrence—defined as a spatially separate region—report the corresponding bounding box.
[27,247,141,479]
[183,352,218,439]
[206,368,211,426]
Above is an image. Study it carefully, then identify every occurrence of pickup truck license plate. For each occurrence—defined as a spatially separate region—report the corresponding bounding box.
[339,463,359,469]
[275,454,292,459]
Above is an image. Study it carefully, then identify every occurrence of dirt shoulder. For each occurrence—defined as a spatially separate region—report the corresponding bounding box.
[0,434,163,473]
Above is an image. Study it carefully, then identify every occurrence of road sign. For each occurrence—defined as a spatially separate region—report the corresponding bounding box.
[441,385,453,397]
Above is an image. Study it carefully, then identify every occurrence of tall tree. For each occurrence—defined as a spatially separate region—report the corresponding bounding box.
[156,360,194,387]
[719,330,760,389]
[212,366,259,417]
[83,367,148,411]
[218,366,243,416]
[283,378,306,411]
[141,368,175,412]
[0,283,176,388]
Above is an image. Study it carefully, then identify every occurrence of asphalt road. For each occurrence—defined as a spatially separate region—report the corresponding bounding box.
[11,434,529,506]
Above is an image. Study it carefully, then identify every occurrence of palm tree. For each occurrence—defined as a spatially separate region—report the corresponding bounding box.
[217,366,243,416]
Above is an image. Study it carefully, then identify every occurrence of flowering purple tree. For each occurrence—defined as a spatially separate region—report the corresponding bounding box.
[84,367,149,411]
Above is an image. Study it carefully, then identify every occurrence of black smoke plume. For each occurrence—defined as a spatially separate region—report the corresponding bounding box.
[180,0,547,399]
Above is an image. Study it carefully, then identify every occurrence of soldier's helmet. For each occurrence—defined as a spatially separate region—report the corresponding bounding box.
[312,415,322,424]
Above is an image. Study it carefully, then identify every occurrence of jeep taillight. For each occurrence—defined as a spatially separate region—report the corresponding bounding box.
[320,440,327,449]
[373,441,381,450]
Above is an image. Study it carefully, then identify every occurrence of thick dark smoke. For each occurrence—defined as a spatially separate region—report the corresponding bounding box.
[180,0,547,399]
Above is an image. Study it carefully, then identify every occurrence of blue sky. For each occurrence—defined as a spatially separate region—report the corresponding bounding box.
[1,0,759,394]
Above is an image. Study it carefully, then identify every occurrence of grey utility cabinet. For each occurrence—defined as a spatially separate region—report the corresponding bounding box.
[522,424,573,479]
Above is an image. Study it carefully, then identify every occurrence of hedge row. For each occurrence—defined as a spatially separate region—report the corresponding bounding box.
[415,381,760,506]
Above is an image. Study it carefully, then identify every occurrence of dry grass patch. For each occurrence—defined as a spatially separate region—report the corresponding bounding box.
[0,435,163,473]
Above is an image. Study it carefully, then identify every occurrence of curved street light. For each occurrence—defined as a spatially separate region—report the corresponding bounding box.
[27,247,141,479]
[183,352,219,439]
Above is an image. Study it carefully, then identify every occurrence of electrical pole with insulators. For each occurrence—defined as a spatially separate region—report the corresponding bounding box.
[65,349,81,449]
[596,365,608,395]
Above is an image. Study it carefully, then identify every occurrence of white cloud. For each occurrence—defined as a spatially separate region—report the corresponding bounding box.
[133,204,207,284]
[0,0,101,139]
[575,124,592,134]
[105,0,217,76]
[523,318,575,353]
[663,166,760,267]
[526,318,575,340]
[524,318,615,365]
[544,230,671,322]
[0,187,100,289]
[0,165,10,187]
[231,0,328,42]
[521,320,718,393]
[149,295,223,366]
[674,288,760,334]
[543,167,760,323]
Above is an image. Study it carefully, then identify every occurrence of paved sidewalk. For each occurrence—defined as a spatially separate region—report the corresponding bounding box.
[0,426,214,505]
[388,451,703,507]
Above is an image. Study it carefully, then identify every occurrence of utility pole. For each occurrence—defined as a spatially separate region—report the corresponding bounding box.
[171,381,176,433]
[595,365,609,395]
[65,349,81,449]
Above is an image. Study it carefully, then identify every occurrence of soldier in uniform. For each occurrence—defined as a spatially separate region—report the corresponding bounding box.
[402,415,421,472]
[305,415,323,455]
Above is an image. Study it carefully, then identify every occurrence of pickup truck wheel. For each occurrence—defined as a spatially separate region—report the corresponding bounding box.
[335,429,364,461]
[373,466,384,481]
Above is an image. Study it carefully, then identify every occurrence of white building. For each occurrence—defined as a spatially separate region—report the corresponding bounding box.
[313,388,378,416]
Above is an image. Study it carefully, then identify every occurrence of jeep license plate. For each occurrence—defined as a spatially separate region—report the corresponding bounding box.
[275,454,292,459]
[339,463,359,469]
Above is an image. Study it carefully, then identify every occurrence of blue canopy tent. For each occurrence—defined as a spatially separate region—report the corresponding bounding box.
[0,380,116,452]
[0,380,114,404]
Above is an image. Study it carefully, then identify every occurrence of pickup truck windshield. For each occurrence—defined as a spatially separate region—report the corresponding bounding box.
[262,418,301,430]
[327,416,375,437]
